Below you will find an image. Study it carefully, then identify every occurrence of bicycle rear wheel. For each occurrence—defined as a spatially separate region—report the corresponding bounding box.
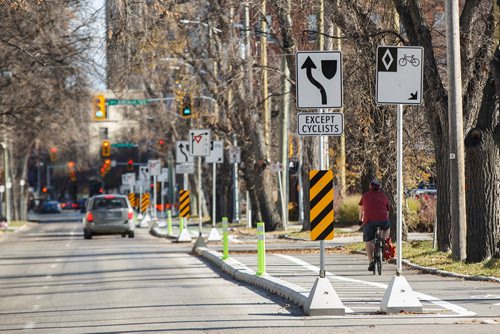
[375,239,383,275]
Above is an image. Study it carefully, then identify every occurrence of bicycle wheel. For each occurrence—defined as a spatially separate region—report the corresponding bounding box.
[375,238,383,275]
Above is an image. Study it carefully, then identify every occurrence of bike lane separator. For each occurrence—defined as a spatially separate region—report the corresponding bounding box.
[275,254,476,317]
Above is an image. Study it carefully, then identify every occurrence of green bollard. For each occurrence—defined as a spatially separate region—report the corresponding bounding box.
[222,217,229,260]
[256,222,266,276]
[167,210,173,236]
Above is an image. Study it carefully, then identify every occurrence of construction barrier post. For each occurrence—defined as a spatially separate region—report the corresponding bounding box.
[256,222,266,276]
[167,210,172,236]
[222,217,229,260]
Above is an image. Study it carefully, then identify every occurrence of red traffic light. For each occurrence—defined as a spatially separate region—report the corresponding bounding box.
[127,159,134,171]
[50,147,57,153]
[158,139,165,146]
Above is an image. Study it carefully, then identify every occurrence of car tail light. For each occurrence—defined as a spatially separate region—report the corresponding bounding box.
[104,195,115,199]
[86,211,94,222]
[127,211,133,220]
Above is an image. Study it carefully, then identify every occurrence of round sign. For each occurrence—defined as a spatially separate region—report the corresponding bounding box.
[6,182,12,189]
[20,179,26,186]
[0,185,5,193]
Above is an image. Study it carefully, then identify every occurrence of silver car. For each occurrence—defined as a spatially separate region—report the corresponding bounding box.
[82,194,135,239]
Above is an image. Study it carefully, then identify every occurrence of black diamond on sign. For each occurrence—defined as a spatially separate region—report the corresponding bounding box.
[377,47,397,72]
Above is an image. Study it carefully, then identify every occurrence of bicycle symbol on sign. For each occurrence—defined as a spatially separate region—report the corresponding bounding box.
[398,54,420,67]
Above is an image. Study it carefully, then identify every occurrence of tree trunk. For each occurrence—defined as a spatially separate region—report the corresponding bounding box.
[465,128,499,262]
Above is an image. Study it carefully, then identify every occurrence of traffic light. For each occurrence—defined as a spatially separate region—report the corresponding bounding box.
[157,139,166,151]
[67,161,76,182]
[127,159,134,171]
[180,95,192,117]
[101,140,111,157]
[93,94,107,120]
[104,159,111,172]
[49,147,57,162]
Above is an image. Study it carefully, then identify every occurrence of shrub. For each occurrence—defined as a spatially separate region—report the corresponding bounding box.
[405,197,435,232]
[335,195,361,227]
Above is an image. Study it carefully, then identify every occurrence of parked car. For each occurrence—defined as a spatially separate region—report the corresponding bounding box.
[82,194,135,239]
[38,200,62,214]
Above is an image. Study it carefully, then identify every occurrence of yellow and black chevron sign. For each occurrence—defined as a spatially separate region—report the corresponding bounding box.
[309,170,334,240]
[140,193,150,213]
[128,192,136,207]
[179,190,190,218]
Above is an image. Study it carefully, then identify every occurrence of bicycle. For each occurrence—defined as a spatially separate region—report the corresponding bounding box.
[372,226,384,275]
[398,54,420,67]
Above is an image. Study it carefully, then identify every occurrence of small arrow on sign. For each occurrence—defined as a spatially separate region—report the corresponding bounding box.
[178,143,188,162]
[409,91,418,100]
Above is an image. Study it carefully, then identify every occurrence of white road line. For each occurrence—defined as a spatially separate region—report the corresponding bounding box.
[23,322,36,329]
[50,264,57,268]
[275,254,476,317]
[32,305,40,310]
[45,275,52,279]
[495,302,500,306]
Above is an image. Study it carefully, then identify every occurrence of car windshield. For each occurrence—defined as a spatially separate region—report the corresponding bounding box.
[92,198,127,210]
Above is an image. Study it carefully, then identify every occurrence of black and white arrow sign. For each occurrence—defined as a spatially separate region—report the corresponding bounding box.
[296,51,343,109]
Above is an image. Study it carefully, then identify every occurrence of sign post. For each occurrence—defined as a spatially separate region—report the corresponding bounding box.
[376,45,423,313]
[206,141,224,241]
[296,50,345,316]
[148,160,161,220]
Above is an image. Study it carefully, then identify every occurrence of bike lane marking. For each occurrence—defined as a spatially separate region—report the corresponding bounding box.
[275,254,476,317]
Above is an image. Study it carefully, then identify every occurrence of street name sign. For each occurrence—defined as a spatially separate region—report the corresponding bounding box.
[296,51,343,109]
[297,112,343,136]
[206,141,224,164]
[106,99,150,106]
[148,160,161,176]
[189,129,211,156]
[176,163,195,174]
[176,141,194,164]
[376,46,424,105]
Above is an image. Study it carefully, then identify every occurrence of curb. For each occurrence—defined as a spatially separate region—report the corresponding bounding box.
[194,247,309,310]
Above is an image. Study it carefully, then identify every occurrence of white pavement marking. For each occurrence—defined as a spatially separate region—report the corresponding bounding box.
[495,302,500,306]
[23,322,36,329]
[45,275,52,279]
[275,254,476,317]
[32,305,40,310]
[50,264,57,268]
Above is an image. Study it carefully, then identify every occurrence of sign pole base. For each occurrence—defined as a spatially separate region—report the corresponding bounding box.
[207,227,221,241]
[304,277,346,316]
[380,275,423,313]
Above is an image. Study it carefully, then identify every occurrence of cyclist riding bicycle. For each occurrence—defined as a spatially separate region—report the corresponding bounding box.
[358,179,391,272]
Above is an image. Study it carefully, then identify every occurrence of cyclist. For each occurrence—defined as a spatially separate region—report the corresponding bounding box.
[358,179,391,272]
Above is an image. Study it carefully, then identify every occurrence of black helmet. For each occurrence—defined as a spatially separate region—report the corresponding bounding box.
[370,179,381,190]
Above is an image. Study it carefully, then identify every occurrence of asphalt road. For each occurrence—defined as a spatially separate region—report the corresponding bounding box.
[0,218,498,333]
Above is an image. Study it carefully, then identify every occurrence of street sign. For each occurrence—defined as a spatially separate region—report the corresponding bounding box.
[111,142,137,148]
[270,162,283,172]
[310,170,334,240]
[175,163,195,174]
[189,129,211,156]
[206,141,224,164]
[148,160,161,176]
[297,112,343,136]
[139,166,149,180]
[228,146,241,164]
[176,141,193,164]
[296,51,343,109]
[125,173,136,186]
[376,46,424,105]
[106,99,150,106]
[158,168,169,182]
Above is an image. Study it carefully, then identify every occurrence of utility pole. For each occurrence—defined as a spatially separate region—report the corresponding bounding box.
[446,0,467,261]
[2,141,12,223]
[261,0,270,159]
